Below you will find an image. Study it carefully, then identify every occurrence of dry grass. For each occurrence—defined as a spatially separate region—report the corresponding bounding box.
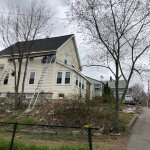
[93,134,129,150]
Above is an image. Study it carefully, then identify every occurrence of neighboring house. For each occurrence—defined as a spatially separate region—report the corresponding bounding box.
[86,76,133,101]
[85,76,103,97]
[0,34,92,104]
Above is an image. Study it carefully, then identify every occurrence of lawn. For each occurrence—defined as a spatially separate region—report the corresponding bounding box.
[119,112,135,127]
[0,139,89,150]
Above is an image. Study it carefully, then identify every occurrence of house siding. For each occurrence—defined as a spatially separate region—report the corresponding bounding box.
[0,37,90,100]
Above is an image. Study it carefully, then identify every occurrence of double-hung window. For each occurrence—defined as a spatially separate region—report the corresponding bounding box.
[57,71,70,84]
[65,72,70,84]
[57,72,62,84]
[3,74,9,85]
[29,72,36,84]
[82,79,84,89]
[79,76,81,88]
[76,75,78,86]
[64,53,67,65]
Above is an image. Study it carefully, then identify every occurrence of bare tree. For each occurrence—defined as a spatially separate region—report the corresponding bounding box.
[67,0,150,132]
[131,83,144,102]
[0,0,54,109]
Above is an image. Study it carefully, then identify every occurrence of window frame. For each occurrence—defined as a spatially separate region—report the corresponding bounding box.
[65,72,70,84]
[64,53,68,65]
[28,71,36,85]
[82,78,85,89]
[76,75,78,86]
[56,71,71,85]
[26,93,34,99]
[57,72,63,84]
[3,73,9,85]
[94,84,101,91]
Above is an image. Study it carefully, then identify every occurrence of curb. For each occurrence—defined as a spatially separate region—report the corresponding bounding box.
[125,114,139,133]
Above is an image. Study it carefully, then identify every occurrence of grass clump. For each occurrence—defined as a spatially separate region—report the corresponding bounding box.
[119,112,134,126]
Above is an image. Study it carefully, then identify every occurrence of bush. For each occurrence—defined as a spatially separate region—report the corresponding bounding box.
[53,99,115,128]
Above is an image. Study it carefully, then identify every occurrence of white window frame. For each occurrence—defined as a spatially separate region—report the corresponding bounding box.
[76,74,78,86]
[56,71,71,85]
[26,93,34,99]
[28,71,36,85]
[57,72,63,84]
[94,84,101,91]
[65,72,70,84]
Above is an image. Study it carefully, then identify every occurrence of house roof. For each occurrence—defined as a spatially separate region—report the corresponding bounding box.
[0,34,74,56]
[85,76,104,85]
[104,80,126,89]
[86,76,126,89]
[57,61,92,84]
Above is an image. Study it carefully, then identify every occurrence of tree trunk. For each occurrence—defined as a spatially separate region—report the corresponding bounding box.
[20,57,29,108]
[114,62,120,133]
[15,59,22,109]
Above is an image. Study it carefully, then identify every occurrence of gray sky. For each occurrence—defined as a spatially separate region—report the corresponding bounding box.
[0,0,149,90]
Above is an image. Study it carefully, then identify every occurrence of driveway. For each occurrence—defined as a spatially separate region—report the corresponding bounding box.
[127,107,150,150]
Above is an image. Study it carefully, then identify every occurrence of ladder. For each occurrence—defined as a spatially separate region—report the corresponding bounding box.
[26,56,54,112]
[0,63,10,85]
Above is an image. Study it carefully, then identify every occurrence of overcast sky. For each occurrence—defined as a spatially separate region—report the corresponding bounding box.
[0,0,149,90]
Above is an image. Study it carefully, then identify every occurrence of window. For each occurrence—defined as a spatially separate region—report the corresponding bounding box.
[82,79,84,89]
[8,59,12,62]
[94,84,101,91]
[76,75,78,86]
[57,71,71,84]
[41,55,55,63]
[29,57,34,61]
[64,54,67,65]
[79,76,81,88]
[29,72,35,84]
[3,74,9,85]
[26,93,33,99]
[65,72,70,84]
[57,72,62,84]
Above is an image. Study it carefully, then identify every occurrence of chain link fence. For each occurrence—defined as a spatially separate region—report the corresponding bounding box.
[0,122,97,150]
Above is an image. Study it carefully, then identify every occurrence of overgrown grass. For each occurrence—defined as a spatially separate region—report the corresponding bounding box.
[119,112,134,126]
[0,139,89,150]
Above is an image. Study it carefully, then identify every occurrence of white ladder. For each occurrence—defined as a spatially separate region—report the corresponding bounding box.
[26,57,54,112]
[0,63,10,85]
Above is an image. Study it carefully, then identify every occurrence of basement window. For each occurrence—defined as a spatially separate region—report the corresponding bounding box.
[26,93,33,99]
[3,74,9,85]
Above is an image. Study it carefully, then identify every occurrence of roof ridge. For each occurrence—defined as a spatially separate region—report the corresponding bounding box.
[18,34,74,43]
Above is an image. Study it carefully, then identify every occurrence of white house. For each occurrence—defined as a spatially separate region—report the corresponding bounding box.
[86,76,133,101]
[0,34,92,108]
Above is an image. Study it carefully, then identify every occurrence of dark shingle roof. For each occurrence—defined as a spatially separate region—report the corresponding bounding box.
[0,34,74,56]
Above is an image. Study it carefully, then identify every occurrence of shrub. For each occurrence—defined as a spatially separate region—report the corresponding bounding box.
[53,99,115,128]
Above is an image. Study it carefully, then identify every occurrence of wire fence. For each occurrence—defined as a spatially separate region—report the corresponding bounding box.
[0,122,97,150]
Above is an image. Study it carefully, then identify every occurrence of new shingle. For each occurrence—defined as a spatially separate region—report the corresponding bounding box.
[0,34,73,56]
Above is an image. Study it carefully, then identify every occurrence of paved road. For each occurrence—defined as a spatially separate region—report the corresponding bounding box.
[127,107,150,150]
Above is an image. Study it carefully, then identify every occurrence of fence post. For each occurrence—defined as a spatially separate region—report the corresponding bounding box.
[9,122,18,150]
[88,127,93,150]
